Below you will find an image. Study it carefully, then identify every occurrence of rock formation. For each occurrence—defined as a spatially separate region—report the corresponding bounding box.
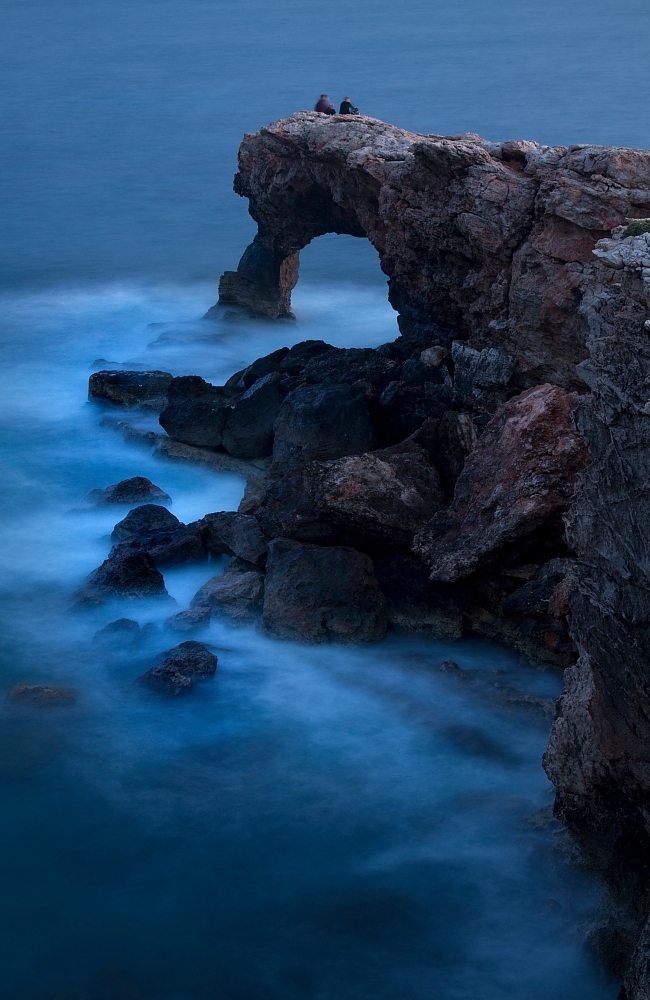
[90,113,650,993]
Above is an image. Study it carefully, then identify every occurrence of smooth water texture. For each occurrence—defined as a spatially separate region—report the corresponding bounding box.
[0,0,636,996]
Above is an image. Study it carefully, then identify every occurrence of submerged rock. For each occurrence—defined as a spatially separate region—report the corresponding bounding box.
[93,618,141,644]
[87,476,171,506]
[262,538,388,644]
[7,684,77,707]
[165,606,211,632]
[137,640,217,696]
[88,370,173,411]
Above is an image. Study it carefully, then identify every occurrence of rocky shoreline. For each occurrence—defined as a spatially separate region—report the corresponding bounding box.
[80,113,650,994]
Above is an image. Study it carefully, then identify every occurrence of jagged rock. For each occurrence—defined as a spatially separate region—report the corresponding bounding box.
[232,347,290,389]
[435,410,478,496]
[88,370,172,411]
[137,640,217,696]
[294,346,401,393]
[272,383,376,465]
[200,512,268,565]
[375,381,453,445]
[111,505,180,542]
[86,477,171,506]
[501,558,571,616]
[191,559,264,622]
[414,385,591,582]
[256,442,444,552]
[165,607,211,632]
[93,618,141,644]
[7,684,77,707]
[222,372,288,458]
[373,555,464,639]
[262,538,388,643]
[75,552,167,603]
[451,342,516,410]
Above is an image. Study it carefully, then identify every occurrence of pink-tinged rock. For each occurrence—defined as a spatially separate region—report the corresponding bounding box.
[413,384,591,581]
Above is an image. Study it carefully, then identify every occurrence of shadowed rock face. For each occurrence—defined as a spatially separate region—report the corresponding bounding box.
[214,112,650,388]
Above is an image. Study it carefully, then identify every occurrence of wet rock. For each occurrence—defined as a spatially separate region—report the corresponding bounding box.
[86,477,171,506]
[256,442,444,552]
[110,521,206,569]
[75,552,167,603]
[272,383,376,466]
[137,640,217,696]
[222,372,288,458]
[201,512,268,565]
[88,370,173,411]
[165,606,211,632]
[373,554,464,639]
[435,410,478,496]
[414,385,591,582]
[262,538,388,644]
[7,684,77,707]
[191,558,264,622]
[93,618,141,644]
[111,504,180,542]
[158,395,233,449]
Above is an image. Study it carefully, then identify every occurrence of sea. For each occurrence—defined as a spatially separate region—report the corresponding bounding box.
[2,0,648,996]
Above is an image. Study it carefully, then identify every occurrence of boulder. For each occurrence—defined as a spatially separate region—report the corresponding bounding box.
[272,383,376,466]
[262,538,388,643]
[158,395,233,449]
[413,385,591,582]
[200,512,268,565]
[435,410,478,496]
[231,347,290,389]
[165,606,211,632]
[86,477,171,506]
[7,684,77,707]
[111,505,180,542]
[110,522,206,568]
[277,339,335,376]
[375,381,453,445]
[256,442,444,552]
[222,372,288,458]
[88,370,172,411]
[75,552,167,603]
[191,559,264,622]
[137,640,217,696]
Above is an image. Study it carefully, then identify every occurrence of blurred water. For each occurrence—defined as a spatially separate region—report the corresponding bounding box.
[0,0,635,995]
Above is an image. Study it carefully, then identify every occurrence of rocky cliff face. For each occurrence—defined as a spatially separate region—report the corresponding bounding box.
[213,113,650,995]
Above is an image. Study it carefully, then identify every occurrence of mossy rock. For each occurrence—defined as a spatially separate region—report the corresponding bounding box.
[624,220,650,237]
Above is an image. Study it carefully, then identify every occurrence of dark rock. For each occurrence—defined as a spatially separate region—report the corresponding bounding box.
[435,410,478,496]
[165,607,211,632]
[88,370,173,411]
[201,512,268,565]
[222,372,288,458]
[451,342,516,410]
[191,559,264,622]
[375,381,453,445]
[111,505,180,542]
[405,417,439,461]
[420,346,449,368]
[86,477,171,506]
[414,385,591,582]
[296,347,401,393]
[166,375,229,403]
[235,347,290,389]
[93,618,141,643]
[438,659,462,674]
[7,684,77,707]
[272,383,376,466]
[137,640,217,696]
[373,554,464,639]
[256,442,444,552]
[501,558,571,616]
[75,552,167,603]
[262,538,388,643]
[277,340,335,375]
[110,522,206,569]
[158,395,233,448]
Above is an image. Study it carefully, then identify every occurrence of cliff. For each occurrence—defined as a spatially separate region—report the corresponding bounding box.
[214,113,650,995]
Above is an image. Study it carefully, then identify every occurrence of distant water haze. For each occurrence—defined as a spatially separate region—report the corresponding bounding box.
[0,1,635,996]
